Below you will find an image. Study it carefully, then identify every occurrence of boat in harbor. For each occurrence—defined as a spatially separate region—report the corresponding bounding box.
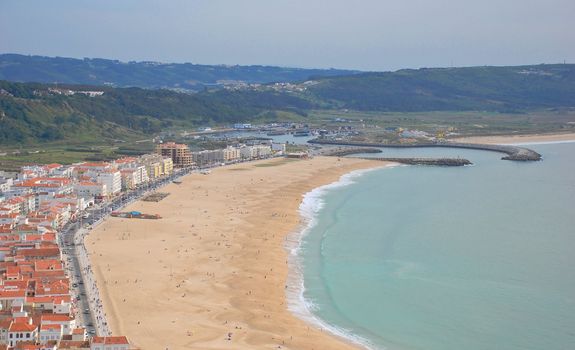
[293,130,311,137]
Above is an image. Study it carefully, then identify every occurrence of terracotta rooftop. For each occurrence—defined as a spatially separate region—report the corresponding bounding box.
[41,314,73,322]
[9,322,37,332]
[19,247,60,258]
[0,290,26,298]
[91,336,130,344]
[40,324,62,331]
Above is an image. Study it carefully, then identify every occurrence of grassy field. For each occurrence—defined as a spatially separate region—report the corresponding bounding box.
[0,140,156,171]
[2,109,573,171]
[308,109,575,136]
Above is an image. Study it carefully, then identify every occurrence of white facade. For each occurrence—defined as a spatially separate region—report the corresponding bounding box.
[252,145,272,158]
[271,143,287,153]
[239,145,272,159]
[53,300,72,314]
[74,182,107,199]
[7,326,38,347]
[239,146,254,159]
[0,177,13,192]
[223,147,240,162]
[52,166,75,178]
[39,325,63,344]
[192,149,225,166]
[96,171,121,196]
[41,318,75,336]
[90,336,130,350]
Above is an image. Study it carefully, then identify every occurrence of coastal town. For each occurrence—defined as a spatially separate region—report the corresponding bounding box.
[0,141,280,349]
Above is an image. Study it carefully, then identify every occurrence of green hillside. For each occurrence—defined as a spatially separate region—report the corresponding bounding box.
[0,54,357,91]
[306,64,575,112]
[1,63,574,146]
[0,80,311,144]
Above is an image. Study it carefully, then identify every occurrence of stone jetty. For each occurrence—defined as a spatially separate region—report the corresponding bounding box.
[367,157,472,166]
[308,139,542,161]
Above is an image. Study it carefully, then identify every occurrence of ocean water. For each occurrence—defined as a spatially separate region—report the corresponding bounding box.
[295,142,575,350]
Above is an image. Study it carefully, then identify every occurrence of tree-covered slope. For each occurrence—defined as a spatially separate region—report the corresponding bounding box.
[0,80,312,144]
[0,54,357,91]
[305,64,575,112]
[1,63,574,145]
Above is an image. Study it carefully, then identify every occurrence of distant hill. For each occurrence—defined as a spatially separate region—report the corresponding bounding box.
[1,63,574,145]
[305,64,575,112]
[0,80,312,144]
[0,54,359,91]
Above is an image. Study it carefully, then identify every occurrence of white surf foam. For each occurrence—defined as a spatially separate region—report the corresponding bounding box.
[285,164,398,350]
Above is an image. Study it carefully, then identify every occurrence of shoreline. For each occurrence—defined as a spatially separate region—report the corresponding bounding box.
[451,132,575,145]
[286,165,396,350]
[86,156,387,349]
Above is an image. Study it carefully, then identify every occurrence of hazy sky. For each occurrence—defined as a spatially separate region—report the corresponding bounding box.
[1,0,574,71]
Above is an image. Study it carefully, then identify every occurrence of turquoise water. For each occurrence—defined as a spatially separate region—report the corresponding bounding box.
[299,142,575,350]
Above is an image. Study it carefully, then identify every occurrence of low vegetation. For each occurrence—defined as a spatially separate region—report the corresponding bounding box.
[1,63,574,151]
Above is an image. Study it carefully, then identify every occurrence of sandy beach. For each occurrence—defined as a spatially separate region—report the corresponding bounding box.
[452,132,575,144]
[86,156,385,349]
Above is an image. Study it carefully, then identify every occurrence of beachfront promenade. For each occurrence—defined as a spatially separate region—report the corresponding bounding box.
[75,227,111,336]
[61,167,192,336]
[64,153,278,337]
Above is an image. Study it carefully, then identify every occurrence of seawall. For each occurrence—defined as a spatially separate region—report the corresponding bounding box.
[308,140,542,161]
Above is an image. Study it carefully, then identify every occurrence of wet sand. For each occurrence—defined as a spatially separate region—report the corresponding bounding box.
[86,156,385,349]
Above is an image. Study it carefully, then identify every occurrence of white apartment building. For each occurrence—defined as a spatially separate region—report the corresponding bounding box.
[271,143,287,154]
[120,165,148,190]
[7,322,38,347]
[52,166,75,178]
[252,145,272,158]
[192,149,225,166]
[95,171,122,196]
[239,146,255,159]
[138,154,166,179]
[39,324,63,344]
[74,182,107,199]
[0,177,13,192]
[223,147,241,162]
[40,314,76,336]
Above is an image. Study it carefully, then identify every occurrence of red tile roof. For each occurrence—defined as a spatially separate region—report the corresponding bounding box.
[19,247,60,258]
[41,314,73,322]
[0,290,26,298]
[91,336,129,345]
[40,324,62,331]
[9,322,37,332]
[44,164,62,169]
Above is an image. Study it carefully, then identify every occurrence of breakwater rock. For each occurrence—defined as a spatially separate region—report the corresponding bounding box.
[366,157,472,166]
[321,147,383,157]
[308,139,542,161]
